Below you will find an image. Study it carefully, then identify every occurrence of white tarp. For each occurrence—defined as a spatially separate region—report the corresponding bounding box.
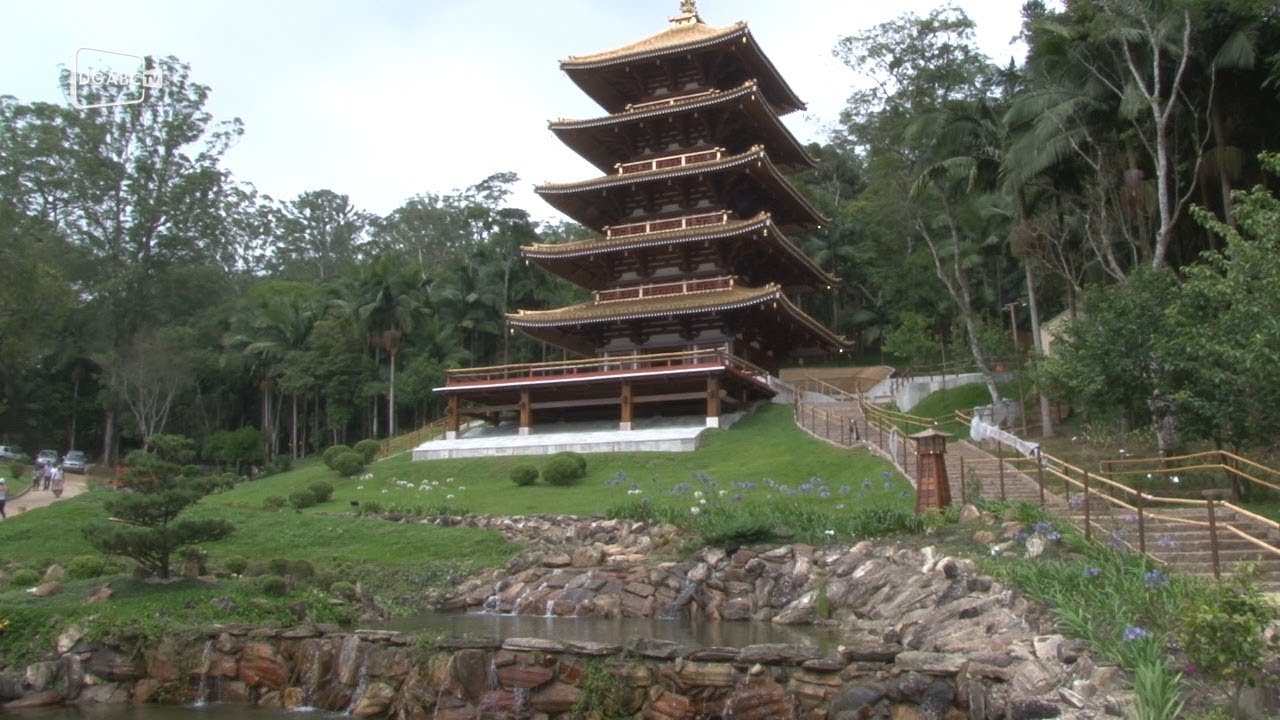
[969,415,1040,457]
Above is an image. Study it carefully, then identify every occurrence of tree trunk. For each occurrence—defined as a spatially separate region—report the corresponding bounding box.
[1025,264,1055,437]
[290,392,299,460]
[388,349,397,438]
[101,408,116,466]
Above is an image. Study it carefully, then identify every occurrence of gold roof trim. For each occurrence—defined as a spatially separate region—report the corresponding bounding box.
[561,19,748,68]
[508,284,779,325]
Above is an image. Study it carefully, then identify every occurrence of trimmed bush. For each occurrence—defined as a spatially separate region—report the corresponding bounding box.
[262,495,287,511]
[353,439,381,463]
[9,568,40,587]
[332,451,366,478]
[308,480,335,503]
[67,555,119,580]
[223,556,249,575]
[289,559,315,581]
[244,560,269,577]
[272,454,292,473]
[268,558,291,576]
[288,490,317,510]
[258,574,288,596]
[329,580,356,599]
[560,451,587,475]
[542,453,586,486]
[510,465,539,487]
[322,444,352,470]
[361,500,383,515]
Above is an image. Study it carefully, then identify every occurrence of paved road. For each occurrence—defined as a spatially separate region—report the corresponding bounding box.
[6,473,90,516]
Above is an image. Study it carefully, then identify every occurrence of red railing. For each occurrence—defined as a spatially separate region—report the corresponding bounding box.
[616,147,724,175]
[605,211,728,239]
[594,276,734,303]
[444,348,768,387]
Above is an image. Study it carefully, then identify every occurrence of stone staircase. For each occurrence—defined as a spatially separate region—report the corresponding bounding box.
[791,386,1280,593]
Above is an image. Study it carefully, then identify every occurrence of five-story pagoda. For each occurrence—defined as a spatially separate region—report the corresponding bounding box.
[437,1,850,440]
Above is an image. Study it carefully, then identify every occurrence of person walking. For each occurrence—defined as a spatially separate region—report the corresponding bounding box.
[0,477,7,519]
[49,464,63,497]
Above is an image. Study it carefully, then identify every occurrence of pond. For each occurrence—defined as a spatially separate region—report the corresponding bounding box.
[4,706,345,720]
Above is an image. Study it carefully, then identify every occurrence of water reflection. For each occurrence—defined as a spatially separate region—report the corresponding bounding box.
[384,612,840,652]
[3,706,345,720]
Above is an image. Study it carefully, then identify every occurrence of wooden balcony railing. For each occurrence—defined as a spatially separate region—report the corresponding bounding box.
[604,211,728,239]
[625,89,717,112]
[616,147,725,175]
[594,276,734,303]
[444,348,768,387]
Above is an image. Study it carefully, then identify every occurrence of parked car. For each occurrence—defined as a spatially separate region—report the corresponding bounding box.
[62,450,89,474]
[0,445,27,462]
[35,449,59,468]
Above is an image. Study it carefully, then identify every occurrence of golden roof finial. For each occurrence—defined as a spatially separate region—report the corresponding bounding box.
[671,0,700,26]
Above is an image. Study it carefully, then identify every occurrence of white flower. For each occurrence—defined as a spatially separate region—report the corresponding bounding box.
[693,490,703,499]
[699,498,707,505]
[718,490,727,497]
[447,494,455,500]
[457,486,466,491]
[824,530,836,538]
[690,506,701,515]
[446,477,454,483]
[381,489,388,494]
[356,485,364,490]
[1171,475,1181,484]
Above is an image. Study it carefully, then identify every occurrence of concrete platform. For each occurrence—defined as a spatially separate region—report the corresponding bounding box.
[411,414,742,461]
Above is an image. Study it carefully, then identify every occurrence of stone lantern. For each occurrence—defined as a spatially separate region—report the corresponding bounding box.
[909,427,953,513]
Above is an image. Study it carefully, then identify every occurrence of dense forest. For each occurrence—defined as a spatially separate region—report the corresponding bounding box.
[2,0,1279,464]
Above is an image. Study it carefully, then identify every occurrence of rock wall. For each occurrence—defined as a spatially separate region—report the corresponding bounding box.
[0,621,1121,719]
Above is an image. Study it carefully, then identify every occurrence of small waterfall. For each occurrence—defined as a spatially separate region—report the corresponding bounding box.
[657,578,699,620]
[191,640,214,706]
[544,598,556,617]
[344,657,371,715]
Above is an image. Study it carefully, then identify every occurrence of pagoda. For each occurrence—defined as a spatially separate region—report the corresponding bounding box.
[437,1,850,440]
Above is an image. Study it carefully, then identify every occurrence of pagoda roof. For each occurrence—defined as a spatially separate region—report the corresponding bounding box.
[549,81,816,174]
[560,11,805,116]
[507,281,850,357]
[521,212,838,292]
[535,146,828,234]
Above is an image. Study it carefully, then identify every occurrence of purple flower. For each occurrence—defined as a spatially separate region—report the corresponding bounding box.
[861,480,872,490]
[1156,535,1177,549]
[1034,521,1054,534]
[1068,498,1084,510]
[839,485,851,494]
[1046,531,1061,542]
[880,470,892,479]
[1123,626,1149,642]
[1144,570,1168,588]
[1084,566,1101,578]
[1108,532,1126,550]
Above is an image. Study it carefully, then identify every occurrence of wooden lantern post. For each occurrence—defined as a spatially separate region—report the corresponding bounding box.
[909,428,954,513]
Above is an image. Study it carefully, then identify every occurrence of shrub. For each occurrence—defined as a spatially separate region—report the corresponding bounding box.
[9,463,27,481]
[543,453,586,486]
[308,480,335,503]
[223,556,249,575]
[558,451,587,475]
[258,574,288,596]
[288,490,317,510]
[243,560,270,577]
[9,568,40,587]
[353,439,381,463]
[510,465,539,486]
[67,555,119,580]
[262,495,287,511]
[289,559,315,581]
[271,454,292,473]
[361,500,383,515]
[322,444,352,470]
[329,580,356,599]
[332,451,366,478]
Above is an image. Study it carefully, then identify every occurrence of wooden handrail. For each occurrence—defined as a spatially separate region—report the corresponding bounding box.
[615,147,725,175]
[445,348,766,386]
[594,276,733,303]
[604,211,729,239]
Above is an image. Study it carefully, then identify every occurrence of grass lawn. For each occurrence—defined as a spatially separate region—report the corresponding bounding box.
[215,405,911,520]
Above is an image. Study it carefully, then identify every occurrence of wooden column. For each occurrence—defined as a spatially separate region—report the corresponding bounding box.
[705,375,721,428]
[518,389,532,436]
[445,394,460,440]
[620,381,634,431]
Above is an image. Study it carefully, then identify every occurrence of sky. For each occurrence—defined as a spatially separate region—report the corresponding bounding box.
[2,0,1031,222]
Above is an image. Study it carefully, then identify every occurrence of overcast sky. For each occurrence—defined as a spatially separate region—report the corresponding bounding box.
[3,1,1031,222]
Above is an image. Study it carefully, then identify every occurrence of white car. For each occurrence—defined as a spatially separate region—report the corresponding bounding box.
[0,445,26,462]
